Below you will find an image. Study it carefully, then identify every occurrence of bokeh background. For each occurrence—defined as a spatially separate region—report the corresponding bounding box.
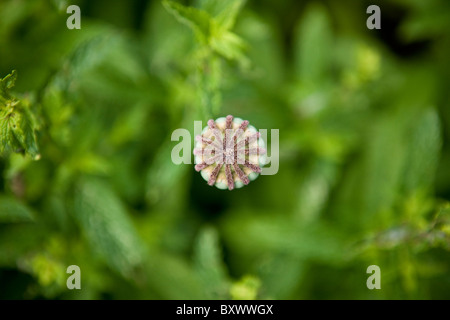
[0,0,449,299]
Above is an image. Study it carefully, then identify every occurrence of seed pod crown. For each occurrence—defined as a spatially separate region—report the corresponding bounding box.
[194,115,267,190]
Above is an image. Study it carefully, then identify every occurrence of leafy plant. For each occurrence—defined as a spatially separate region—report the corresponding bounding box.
[0,71,40,160]
[0,0,449,300]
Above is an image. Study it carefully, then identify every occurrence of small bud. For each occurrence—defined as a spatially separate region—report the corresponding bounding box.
[193,115,267,190]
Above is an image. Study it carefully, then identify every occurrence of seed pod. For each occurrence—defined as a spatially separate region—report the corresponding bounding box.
[193,115,267,190]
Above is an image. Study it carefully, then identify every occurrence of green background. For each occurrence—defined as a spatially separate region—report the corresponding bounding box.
[0,0,449,299]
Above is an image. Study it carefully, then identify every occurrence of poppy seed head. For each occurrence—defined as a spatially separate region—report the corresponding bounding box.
[193,115,267,190]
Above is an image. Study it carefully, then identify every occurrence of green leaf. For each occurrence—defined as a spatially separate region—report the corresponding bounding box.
[162,0,212,44]
[146,138,190,211]
[196,0,245,30]
[0,225,45,268]
[354,111,407,225]
[0,109,18,153]
[163,0,247,64]
[0,196,34,223]
[73,177,145,278]
[221,212,350,264]
[0,70,17,99]
[402,108,441,193]
[0,71,40,159]
[10,108,40,158]
[257,254,305,299]
[294,160,336,222]
[210,29,247,61]
[0,103,40,159]
[230,275,261,300]
[197,54,222,117]
[236,13,285,86]
[214,0,246,31]
[193,226,229,299]
[196,0,231,16]
[293,3,333,82]
[144,250,205,299]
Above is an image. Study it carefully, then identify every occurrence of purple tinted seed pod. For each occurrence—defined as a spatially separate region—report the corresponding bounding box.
[193,115,267,190]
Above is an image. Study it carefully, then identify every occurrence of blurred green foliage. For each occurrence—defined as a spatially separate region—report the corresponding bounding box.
[0,0,449,299]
